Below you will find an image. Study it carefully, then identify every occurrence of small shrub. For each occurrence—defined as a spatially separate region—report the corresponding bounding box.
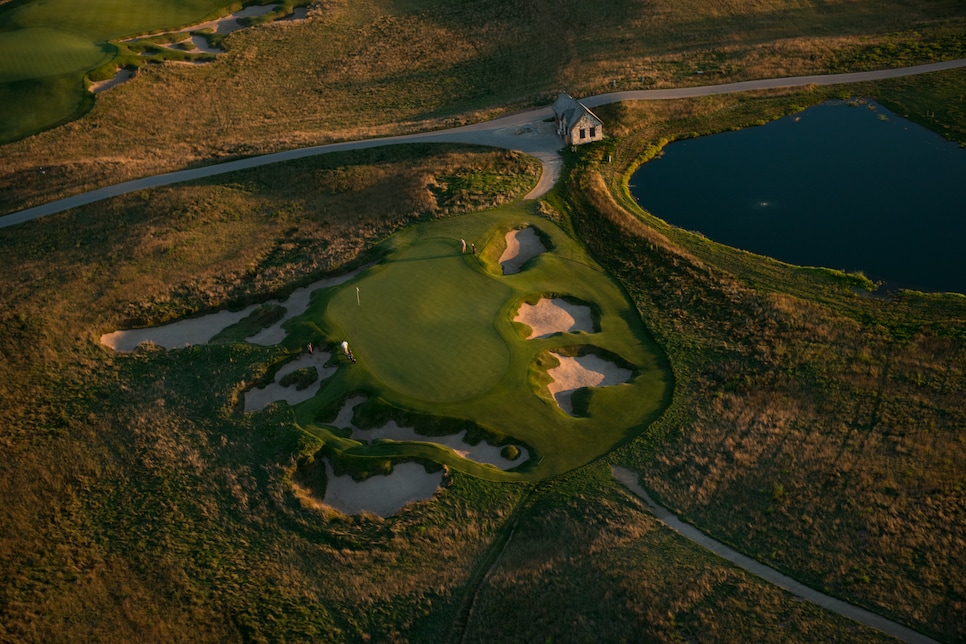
[771,482,786,504]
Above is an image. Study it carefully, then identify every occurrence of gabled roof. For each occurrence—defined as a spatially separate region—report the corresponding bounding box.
[552,92,603,130]
[552,92,578,117]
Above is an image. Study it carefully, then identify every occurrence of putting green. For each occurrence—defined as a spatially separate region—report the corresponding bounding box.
[326,238,512,402]
[280,207,671,481]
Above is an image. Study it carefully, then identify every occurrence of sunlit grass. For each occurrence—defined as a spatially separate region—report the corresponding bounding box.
[284,207,670,480]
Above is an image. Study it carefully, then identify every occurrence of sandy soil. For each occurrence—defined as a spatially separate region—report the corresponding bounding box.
[515,298,594,339]
[90,69,134,94]
[244,350,336,412]
[101,306,259,351]
[128,4,280,41]
[331,396,526,469]
[499,227,545,275]
[332,394,368,428]
[322,460,442,518]
[93,5,294,93]
[547,352,632,414]
[101,268,364,352]
[280,6,309,21]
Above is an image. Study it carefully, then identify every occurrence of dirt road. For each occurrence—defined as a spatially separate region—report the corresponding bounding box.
[612,466,939,644]
[3,59,965,228]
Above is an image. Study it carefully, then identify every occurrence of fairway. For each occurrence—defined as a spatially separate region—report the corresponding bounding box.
[3,0,234,40]
[285,207,671,481]
[0,0,283,141]
[0,28,112,82]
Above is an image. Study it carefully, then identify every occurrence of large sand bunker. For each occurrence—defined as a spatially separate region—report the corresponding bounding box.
[322,460,442,518]
[515,298,594,339]
[547,352,633,415]
[499,227,546,275]
[101,268,362,352]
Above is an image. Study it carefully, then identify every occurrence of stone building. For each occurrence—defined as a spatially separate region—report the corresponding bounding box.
[551,92,604,145]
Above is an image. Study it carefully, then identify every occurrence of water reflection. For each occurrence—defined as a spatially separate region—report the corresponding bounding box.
[630,101,966,294]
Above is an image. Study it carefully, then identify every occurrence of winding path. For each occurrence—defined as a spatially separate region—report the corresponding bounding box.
[612,467,939,644]
[3,59,965,229]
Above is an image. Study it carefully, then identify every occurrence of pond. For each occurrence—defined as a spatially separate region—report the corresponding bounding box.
[629,101,966,294]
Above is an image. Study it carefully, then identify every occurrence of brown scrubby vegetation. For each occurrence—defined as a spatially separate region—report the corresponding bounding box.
[564,87,966,641]
[0,146,536,641]
[4,144,537,336]
[2,0,964,214]
[3,2,966,639]
[464,468,889,643]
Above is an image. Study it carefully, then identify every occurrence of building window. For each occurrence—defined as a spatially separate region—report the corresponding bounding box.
[590,126,597,138]
[579,128,586,140]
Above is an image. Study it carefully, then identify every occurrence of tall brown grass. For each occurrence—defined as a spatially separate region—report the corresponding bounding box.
[565,89,966,640]
[0,146,537,641]
[2,0,965,214]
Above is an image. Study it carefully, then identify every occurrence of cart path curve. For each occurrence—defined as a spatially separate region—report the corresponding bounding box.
[3,58,965,229]
[612,466,939,644]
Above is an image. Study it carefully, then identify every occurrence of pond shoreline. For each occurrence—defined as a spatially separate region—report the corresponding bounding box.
[630,99,966,296]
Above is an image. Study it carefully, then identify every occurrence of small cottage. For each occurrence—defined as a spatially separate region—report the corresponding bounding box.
[551,92,604,145]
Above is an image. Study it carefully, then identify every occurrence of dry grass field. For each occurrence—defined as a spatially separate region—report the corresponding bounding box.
[0,146,540,641]
[2,0,966,641]
[2,0,965,214]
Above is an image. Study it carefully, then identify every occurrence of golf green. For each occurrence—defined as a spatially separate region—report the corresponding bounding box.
[283,207,671,481]
[326,237,513,403]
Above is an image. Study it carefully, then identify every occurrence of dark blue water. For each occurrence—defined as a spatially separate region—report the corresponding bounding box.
[630,102,966,294]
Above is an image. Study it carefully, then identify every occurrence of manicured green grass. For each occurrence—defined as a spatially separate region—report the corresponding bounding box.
[4,0,966,186]
[0,0,301,142]
[326,238,513,403]
[278,207,670,481]
[3,0,232,41]
[0,28,112,82]
[567,86,966,641]
[0,73,93,142]
[0,82,962,638]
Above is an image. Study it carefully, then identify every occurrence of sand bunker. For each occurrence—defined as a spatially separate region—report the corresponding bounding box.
[128,4,280,41]
[99,5,297,92]
[330,397,526,470]
[90,68,134,93]
[331,395,368,428]
[101,268,363,352]
[101,307,257,351]
[244,351,336,412]
[499,227,546,275]
[322,460,442,518]
[515,298,594,339]
[546,352,632,415]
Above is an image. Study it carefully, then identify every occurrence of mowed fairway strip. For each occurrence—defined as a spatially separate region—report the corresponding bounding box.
[326,238,512,403]
[0,28,111,82]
